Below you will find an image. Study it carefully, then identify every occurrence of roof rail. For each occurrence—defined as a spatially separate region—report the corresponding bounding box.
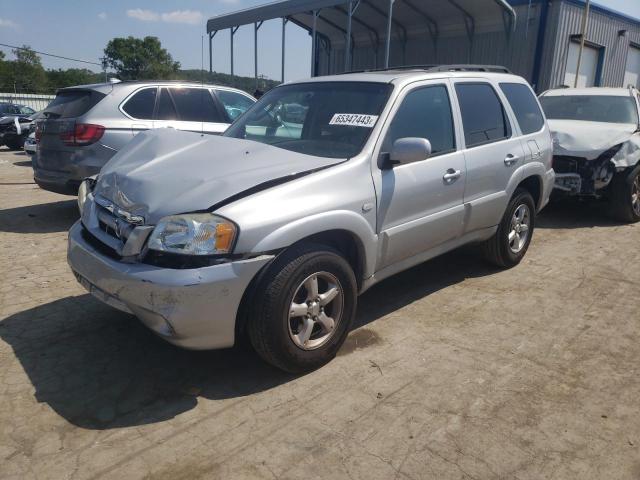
[336,64,511,75]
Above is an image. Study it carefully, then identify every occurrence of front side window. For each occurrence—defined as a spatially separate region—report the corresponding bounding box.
[539,95,639,124]
[122,87,157,119]
[500,83,545,134]
[170,88,223,123]
[382,85,455,155]
[216,90,255,121]
[224,82,392,159]
[455,83,511,148]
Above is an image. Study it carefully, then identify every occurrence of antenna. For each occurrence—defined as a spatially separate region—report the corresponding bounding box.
[201,35,204,136]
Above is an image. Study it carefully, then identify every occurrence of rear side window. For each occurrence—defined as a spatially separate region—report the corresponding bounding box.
[170,88,223,123]
[216,90,255,121]
[157,88,178,121]
[383,85,455,155]
[44,90,106,119]
[455,83,510,148]
[122,87,157,119]
[500,83,544,134]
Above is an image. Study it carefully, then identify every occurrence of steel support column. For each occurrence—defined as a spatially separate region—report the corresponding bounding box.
[254,21,263,90]
[230,26,239,78]
[281,17,289,82]
[209,31,217,73]
[311,10,320,76]
[384,0,394,68]
[345,1,353,71]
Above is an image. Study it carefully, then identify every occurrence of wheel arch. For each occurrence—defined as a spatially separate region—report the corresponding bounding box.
[516,174,543,212]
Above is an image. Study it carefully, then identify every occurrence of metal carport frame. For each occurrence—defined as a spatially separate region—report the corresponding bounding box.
[206,0,516,82]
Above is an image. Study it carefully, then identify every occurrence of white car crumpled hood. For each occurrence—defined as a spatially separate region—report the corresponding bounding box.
[548,119,640,165]
[94,128,342,225]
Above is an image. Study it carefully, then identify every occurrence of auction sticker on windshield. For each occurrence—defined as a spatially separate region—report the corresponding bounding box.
[329,113,378,127]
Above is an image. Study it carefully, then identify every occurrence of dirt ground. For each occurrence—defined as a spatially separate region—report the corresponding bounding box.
[1,146,639,480]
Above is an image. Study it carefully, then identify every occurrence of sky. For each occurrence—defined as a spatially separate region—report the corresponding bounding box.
[1,0,639,83]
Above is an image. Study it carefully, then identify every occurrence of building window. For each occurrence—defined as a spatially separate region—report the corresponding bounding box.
[564,40,603,88]
[624,44,640,88]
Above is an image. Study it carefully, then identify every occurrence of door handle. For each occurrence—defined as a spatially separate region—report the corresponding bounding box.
[443,169,461,183]
[504,154,519,166]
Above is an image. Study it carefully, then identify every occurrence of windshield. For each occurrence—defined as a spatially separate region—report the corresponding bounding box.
[540,95,639,124]
[224,82,392,159]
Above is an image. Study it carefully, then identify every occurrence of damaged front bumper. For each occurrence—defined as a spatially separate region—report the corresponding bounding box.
[67,220,274,350]
[552,154,617,196]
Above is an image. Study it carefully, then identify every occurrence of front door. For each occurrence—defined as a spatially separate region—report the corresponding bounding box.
[375,81,466,270]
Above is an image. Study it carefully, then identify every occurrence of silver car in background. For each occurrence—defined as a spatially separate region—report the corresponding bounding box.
[68,66,554,373]
[34,81,255,194]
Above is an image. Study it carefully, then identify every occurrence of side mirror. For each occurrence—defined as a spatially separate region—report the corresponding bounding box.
[380,137,432,169]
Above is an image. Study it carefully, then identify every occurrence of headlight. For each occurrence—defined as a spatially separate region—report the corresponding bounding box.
[147,214,237,255]
[77,179,90,214]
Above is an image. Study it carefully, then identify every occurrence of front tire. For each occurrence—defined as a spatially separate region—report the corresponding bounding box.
[610,164,640,223]
[482,188,536,268]
[247,243,357,373]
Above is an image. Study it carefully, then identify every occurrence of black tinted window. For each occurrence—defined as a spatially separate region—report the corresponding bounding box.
[539,95,639,124]
[170,88,223,123]
[455,83,510,147]
[44,90,105,119]
[122,88,156,119]
[383,85,455,155]
[157,88,177,121]
[216,90,255,121]
[500,83,544,134]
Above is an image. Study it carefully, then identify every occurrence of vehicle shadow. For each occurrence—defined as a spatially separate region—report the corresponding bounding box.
[0,249,494,430]
[13,160,32,167]
[0,200,78,234]
[537,199,624,229]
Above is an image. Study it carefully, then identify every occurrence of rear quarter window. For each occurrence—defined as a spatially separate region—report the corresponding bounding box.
[499,83,545,134]
[122,87,157,119]
[44,90,106,119]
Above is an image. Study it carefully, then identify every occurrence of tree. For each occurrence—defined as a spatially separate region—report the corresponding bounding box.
[47,68,103,90]
[104,36,180,80]
[0,45,48,93]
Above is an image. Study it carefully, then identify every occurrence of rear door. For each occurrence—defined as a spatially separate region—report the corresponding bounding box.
[452,80,525,233]
[154,87,228,134]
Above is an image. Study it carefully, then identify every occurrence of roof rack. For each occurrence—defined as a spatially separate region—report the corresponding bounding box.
[336,64,512,75]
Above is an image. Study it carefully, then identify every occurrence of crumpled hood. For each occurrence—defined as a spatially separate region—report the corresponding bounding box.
[95,129,342,224]
[548,119,638,160]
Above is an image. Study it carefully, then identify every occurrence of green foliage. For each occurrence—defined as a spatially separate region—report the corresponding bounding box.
[46,69,104,89]
[0,45,48,94]
[177,70,279,95]
[0,40,279,96]
[104,36,180,80]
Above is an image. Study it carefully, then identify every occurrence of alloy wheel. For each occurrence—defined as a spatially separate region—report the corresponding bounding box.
[288,271,344,350]
[508,204,531,254]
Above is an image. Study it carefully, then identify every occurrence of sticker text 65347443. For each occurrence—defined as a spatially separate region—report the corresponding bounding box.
[328,113,379,128]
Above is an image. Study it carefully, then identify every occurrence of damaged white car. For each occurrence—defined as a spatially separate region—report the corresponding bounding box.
[539,86,640,222]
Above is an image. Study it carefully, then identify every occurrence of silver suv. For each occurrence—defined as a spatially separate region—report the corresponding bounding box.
[67,66,555,372]
[34,81,255,194]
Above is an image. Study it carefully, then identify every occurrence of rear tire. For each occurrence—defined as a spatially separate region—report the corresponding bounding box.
[482,188,536,268]
[609,164,640,223]
[247,243,357,373]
